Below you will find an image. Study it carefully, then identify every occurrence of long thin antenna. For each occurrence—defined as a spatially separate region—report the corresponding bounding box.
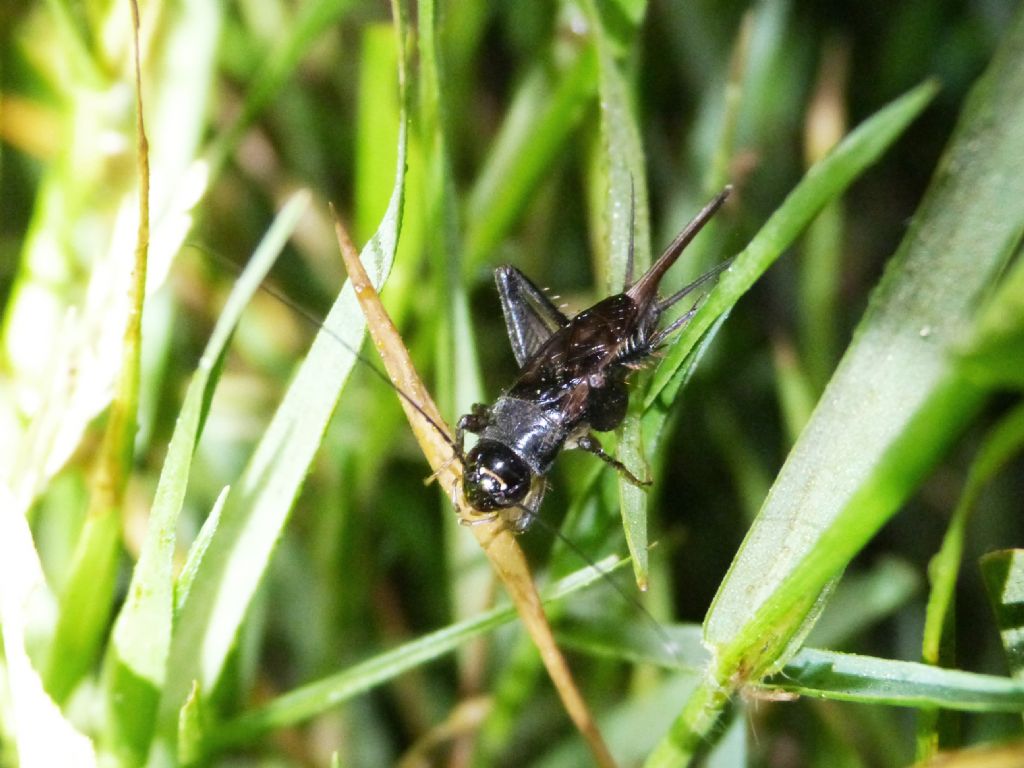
[194,246,460,454]
[530,514,683,666]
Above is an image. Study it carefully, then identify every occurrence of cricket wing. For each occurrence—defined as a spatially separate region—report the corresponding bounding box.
[495,265,571,368]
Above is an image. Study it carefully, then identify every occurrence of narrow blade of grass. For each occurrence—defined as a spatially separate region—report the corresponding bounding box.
[579,0,653,589]
[957,243,1024,390]
[643,80,939,414]
[101,192,308,765]
[767,649,1024,712]
[0,487,98,766]
[43,4,151,703]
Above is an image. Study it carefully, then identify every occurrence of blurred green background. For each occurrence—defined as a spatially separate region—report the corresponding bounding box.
[2,1,1023,766]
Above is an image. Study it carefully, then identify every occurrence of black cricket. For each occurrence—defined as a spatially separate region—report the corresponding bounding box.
[456,186,731,532]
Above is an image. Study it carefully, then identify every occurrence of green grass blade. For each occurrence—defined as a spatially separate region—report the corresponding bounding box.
[101,192,308,765]
[42,5,155,703]
[0,487,99,766]
[413,0,489,642]
[582,0,650,293]
[705,34,1023,664]
[42,509,120,704]
[355,23,402,243]
[799,42,850,389]
[638,82,938,569]
[647,12,1024,764]
[535,676,699,768]
[155,169,402,759]
[772,338,817,444]
[174,487,228,615]
[555,625,1024,715]
[807,556,920,648]
[175,683,204,767]
[768,649,1024,712]
[417,0,480,428]
[578,0,653,588]
[555,621,707,671]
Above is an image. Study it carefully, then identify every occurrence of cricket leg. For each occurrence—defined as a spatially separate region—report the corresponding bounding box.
[576,434,652,488]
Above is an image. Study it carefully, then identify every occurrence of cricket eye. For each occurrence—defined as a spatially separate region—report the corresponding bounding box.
[463,441,531,511]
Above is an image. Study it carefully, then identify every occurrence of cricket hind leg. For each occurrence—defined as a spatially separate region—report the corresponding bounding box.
[576,433,651,488]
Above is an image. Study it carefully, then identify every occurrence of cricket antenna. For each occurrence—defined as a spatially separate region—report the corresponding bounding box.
[528,513,684,667]
[193,245,461,456]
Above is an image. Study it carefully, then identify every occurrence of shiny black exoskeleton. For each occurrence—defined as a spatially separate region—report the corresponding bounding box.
[457,187,732,532]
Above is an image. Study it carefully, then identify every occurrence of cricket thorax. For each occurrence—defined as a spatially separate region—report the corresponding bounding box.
[479,395,567,474]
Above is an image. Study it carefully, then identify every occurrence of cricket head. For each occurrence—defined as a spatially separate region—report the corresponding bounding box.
[462,439,533,512]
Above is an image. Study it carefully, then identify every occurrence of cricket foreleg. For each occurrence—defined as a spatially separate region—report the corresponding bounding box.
[455,403,490,457]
